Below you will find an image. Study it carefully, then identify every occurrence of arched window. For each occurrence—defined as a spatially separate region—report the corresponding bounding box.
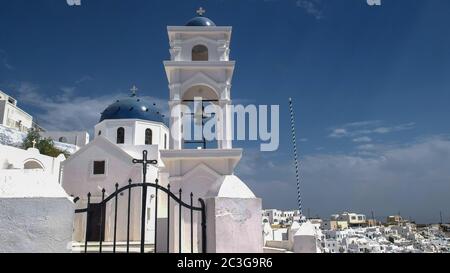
[145,129,152,145]
[192,45,208,61]
[117,127,125,144]
[98,130,102,136]
[24,160,44,170]
[164,134,167,149]
[59,137,67,143]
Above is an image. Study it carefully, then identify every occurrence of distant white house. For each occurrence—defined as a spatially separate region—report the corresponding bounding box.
[262,209,301,225]
[0,90,33,132]
[42,131,89,148]
[0,90,88,153]
[332,212,367,226]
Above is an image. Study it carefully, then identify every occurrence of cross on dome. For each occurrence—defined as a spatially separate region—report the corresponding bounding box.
[196,7,206,16]
[130,85,138,96]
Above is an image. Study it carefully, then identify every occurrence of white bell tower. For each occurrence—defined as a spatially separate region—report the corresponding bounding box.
[163,7,234,150]
[159,9,262,253]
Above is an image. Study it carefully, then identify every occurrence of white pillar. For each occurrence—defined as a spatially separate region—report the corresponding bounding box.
[218,100,233,149]
[168,100,183,150]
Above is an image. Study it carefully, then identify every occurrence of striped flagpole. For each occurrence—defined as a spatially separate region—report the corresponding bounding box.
[289,98,304,221]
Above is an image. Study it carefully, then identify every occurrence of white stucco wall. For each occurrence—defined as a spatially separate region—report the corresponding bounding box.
[0,145,74,253]
[167,27,232,62]
[293,221,321,253]
[0,197,74,253]
[0,145,65,185]
[94,119,169,147]
[206,197,263,253]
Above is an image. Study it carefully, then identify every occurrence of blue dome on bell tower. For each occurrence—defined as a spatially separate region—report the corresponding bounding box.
[185,16,216,27]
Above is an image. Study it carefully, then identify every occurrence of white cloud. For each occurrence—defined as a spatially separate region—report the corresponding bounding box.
[295,0,324,19]
[353,136,372,143]
[356,144,375,150]
[237,136,450,223]
[75,75,93,84]
[14,82,168,131]
[329,120,415,138]
[330,128,348,138]
[345,120,382,127]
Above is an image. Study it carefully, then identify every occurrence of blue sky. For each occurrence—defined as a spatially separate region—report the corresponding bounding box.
[1,0,450,223]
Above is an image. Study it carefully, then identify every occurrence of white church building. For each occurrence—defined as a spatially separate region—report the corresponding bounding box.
[63,91,169,244]
[62,9,263,253]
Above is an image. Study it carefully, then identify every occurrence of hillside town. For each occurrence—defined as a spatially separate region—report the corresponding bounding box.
[262,209,450,253]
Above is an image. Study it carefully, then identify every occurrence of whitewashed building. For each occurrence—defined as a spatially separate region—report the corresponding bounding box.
[62,92,169,244]
[0,90,33,132]
[332,212,367,226]
[42,131,89,148]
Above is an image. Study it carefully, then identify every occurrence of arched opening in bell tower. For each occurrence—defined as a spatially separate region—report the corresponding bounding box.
[192,45,209,61]
[181,85,219,149]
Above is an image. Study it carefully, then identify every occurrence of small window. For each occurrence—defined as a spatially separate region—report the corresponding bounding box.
[59,137,67,143]
[192,45,208,61]
[164,134,167,149]
[145,129,152,145]
[117,127,125,144]
[98,130,102,136]
[93,161,106,175]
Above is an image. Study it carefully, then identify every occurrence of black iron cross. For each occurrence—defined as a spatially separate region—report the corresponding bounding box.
[132,150,158,183]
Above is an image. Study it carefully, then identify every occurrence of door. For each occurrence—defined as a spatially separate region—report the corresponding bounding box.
[86,203,106,242]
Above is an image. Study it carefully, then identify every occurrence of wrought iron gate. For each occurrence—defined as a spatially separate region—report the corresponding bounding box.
[74,150,207,253]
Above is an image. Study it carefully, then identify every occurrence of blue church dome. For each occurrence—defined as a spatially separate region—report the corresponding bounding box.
[100,94,164,123]
[185,16,216,27]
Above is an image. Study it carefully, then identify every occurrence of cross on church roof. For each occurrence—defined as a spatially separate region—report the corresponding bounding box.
[130,85,138,96]
[196,7,206,16]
